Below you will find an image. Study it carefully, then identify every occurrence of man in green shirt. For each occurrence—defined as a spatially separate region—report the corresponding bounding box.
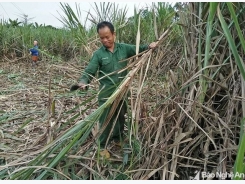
[78,21,156,148]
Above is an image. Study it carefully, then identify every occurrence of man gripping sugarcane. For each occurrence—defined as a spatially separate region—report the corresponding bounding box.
[78,21,157,148]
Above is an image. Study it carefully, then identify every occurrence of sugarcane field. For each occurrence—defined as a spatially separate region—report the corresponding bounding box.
[0,2,245,180]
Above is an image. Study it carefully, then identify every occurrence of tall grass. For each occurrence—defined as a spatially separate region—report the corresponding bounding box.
[0,23,81,62]
[178,2,245,179]
[217,2,245,179]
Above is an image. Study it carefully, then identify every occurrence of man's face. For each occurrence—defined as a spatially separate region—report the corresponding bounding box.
[98,26,115,49]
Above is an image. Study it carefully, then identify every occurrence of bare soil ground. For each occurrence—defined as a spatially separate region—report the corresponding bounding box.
[1,57,126,167]
[0,58,98,160]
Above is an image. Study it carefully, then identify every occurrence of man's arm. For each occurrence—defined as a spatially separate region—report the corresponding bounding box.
[124,42,157,57]
[78,52,100,90]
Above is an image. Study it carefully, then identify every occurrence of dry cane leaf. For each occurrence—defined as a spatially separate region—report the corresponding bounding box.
[99,149,110,159]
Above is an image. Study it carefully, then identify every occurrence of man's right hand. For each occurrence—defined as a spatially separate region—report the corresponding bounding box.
[78,82,88,90]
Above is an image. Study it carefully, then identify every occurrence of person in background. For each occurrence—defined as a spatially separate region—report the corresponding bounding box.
[78,21,157,149]
[29,40,39,67]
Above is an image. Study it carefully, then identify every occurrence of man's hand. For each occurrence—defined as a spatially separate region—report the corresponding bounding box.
[78,82,88,90]
[148,42,157,49]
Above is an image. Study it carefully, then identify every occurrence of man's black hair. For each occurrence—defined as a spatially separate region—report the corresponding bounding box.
[97,21,114,34]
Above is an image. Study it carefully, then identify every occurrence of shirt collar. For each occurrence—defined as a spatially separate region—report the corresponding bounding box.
[102,42,117,52]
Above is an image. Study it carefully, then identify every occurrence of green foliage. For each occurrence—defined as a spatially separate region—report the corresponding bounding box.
[233,118,245,180]
[121,2,178,44]
[57,2,89,49]
[217,2,245,179]
[8,18,22,27]
[0,24,76,60]
[0,2,180,62]
[179,2,245,179]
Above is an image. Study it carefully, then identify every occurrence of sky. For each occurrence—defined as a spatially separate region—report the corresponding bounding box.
[0,1,153,28]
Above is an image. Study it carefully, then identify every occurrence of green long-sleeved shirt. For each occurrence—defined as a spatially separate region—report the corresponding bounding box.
[80,42,149,101]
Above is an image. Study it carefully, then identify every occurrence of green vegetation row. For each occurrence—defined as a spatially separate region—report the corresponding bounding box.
[0,2,179,63]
